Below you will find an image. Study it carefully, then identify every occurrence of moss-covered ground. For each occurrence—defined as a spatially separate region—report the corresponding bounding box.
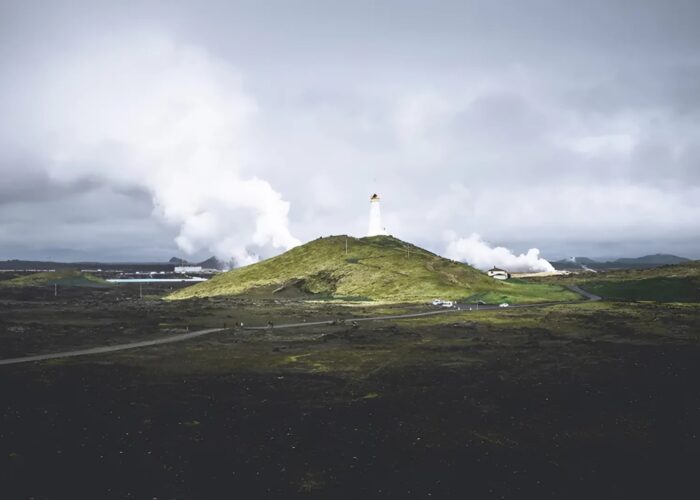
[0,269,110,288]
[535,260,700,303]
[583,277,700,302]
[1,284,699,498]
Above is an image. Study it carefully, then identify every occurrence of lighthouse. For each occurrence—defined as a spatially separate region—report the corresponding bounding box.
[367,193,386,236]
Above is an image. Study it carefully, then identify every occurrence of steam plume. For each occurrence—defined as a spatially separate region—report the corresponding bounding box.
[30,36,300,265]
[445,233,555,273]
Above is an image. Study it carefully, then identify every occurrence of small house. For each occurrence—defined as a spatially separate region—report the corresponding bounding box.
[487,267,511,280]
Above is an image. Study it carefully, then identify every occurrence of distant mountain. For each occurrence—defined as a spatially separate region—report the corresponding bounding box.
[0,259,175,272]
[169,256,231,270]
[614,254,690,265]
[568,257,598,265]
[197,256,232,270]
[551,257,598,271]
[553,254,690,271]
[0,256,231,273]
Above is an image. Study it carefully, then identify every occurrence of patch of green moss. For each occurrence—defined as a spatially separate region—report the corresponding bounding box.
[585,277,700,303]
[0,269,110,288]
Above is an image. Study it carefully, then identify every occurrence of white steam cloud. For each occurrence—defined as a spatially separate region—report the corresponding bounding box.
[445,233,555,273]
[25,36,300,265]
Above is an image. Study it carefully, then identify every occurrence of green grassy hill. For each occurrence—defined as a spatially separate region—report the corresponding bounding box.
[0,269,110,288]
[168,235,579,304]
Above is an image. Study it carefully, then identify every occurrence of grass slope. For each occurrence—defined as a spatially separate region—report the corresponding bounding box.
[0,269,110,288]
[169,235,578,303]
[584,278,700,303]
[539,260,700,303]
[586,261,700,302]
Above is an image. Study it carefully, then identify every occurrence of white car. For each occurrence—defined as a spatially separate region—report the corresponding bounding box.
[442,301,454,308]
[499,303,509,308]
[432,299,443,306]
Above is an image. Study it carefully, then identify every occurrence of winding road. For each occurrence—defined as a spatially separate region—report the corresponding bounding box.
[0,285,600,367]
[0,328,225,367]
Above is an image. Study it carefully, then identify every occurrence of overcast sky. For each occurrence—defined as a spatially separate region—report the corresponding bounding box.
[1,0,699,264]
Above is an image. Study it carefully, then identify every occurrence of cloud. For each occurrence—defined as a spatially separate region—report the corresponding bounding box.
[2,1,700,261]
[5,35,300,264]
[570,134,637,156]
[445,233,555,272]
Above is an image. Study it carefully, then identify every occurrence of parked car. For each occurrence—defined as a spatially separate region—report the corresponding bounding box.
[499,303,509,308]
[432,299,444,306]
[442,301,454,308]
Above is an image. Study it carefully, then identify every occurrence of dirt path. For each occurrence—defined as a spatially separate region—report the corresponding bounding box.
[0,286,599,366]
[0,328,224,367]
[566,284,602,301]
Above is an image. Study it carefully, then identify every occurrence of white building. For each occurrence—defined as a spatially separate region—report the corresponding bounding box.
[174,266,203,274]
[367,193,388,236]
[487,267,511,280]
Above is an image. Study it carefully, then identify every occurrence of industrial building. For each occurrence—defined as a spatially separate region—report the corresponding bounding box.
[174,265,203,274]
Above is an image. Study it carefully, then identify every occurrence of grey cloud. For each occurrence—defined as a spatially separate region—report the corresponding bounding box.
[0,185,181,261]
[564,64,700,117]
[451,92,549,145]
[1,0,700,262]
[0,160,102,205]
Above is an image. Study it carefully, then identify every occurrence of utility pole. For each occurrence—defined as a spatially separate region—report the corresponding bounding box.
[345,237,348,256]
[139,283,143,300]
[54,284,57,297]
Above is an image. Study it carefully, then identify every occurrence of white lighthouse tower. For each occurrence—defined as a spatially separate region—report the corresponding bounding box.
[367,193,386,236]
